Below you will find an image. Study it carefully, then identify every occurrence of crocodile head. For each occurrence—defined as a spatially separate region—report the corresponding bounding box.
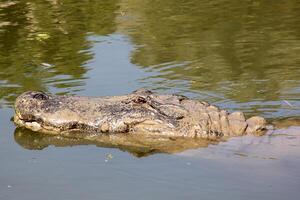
[14,90,191,135]
[14,90,267,137]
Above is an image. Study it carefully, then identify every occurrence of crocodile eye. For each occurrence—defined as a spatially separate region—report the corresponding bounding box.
[32,92,48,100]
[133,96,147,104]
[172,94,188,102]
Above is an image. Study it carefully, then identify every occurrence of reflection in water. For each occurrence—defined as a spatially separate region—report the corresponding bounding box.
[14,120,300,158]
[0,0,299,115]
[117,0,300,117]
[180,125,300,161]
[0,0,118,105]
[14,128,222,157]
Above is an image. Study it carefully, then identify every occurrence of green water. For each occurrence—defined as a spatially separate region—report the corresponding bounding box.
[0,0,299,199]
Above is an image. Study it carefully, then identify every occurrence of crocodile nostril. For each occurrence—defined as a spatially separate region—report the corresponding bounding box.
[32,92,48,100]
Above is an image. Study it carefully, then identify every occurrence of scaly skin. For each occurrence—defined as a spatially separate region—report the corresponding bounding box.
[14,89,267,138]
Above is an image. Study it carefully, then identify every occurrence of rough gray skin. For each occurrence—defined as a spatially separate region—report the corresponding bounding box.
[14,89,267,138]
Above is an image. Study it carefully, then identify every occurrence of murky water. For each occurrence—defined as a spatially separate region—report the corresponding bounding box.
[0,0,299,199]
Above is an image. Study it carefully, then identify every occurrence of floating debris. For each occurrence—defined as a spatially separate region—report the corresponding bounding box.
[104,153,114,162]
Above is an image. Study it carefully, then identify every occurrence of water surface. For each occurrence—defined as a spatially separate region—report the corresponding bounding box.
[0,0,299,199]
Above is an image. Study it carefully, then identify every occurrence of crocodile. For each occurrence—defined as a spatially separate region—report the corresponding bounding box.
[13,89,267,138]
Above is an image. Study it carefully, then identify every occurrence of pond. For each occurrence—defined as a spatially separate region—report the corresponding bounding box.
[0,0,299,199]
